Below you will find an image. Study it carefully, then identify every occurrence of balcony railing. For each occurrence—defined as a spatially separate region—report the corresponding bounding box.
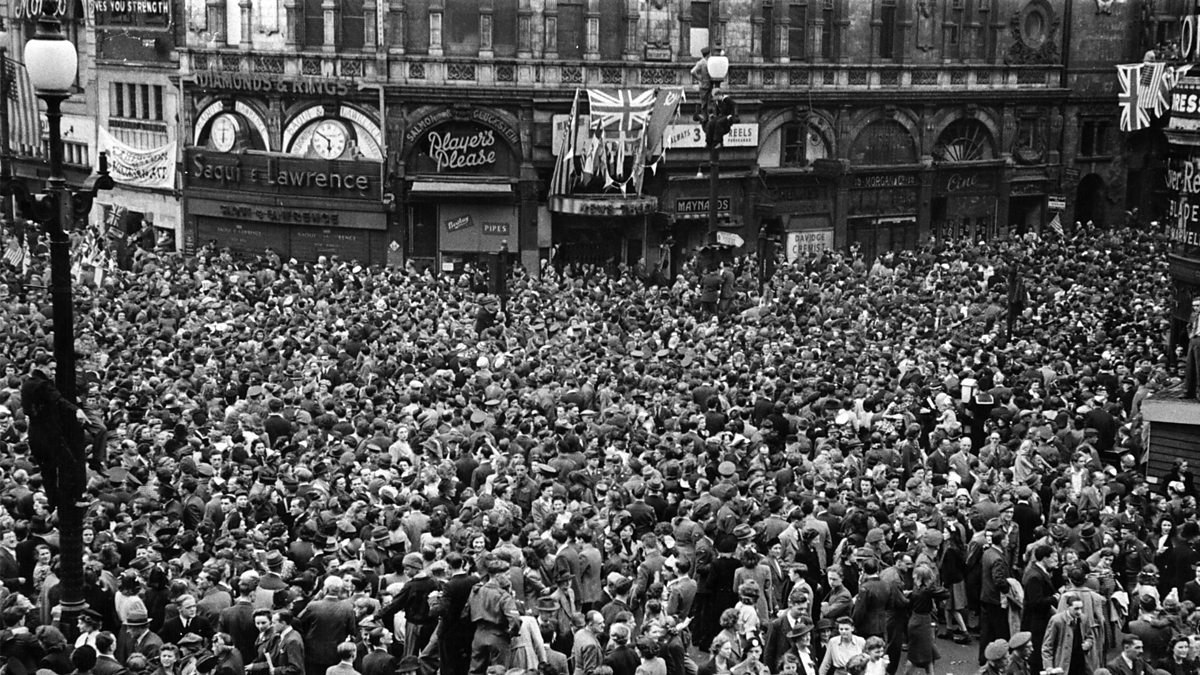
[181,49,1059,92]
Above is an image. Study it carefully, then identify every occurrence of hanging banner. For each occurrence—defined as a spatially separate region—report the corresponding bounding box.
[98,128,176,190]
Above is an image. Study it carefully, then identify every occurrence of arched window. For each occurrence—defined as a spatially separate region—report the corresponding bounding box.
[782,121,829,167]
[850,119,915,165]
[933,119,996,162]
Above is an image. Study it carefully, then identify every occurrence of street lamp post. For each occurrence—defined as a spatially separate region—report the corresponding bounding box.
[703,50,729,241]
[23,0,111,638]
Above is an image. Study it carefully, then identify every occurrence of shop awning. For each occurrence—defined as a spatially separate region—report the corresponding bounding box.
[409,180,513,194]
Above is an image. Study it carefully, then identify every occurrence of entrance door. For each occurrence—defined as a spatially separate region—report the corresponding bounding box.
[1075,174,1107,227]
[409,203,438,272]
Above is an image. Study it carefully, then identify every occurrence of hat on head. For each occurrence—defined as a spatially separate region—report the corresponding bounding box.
[733,524,755,541]
[265,550,285,571]
[865,528,884,544]
[1049,524,1069,540]
[786,623,812,640]
[535,597,559,613]
[1140,594,1157,612]
[922,530,944,547]
[717,461,737,478]
[124,607,150,627]
[984,639,1009,661]
[177,633,204,649]
[816,618,834,632]
[1008,631,1032,651]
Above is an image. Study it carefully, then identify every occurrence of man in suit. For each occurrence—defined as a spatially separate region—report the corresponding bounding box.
[161,594,214,645]
[268,609,305,675]
[578,531,604,612]
[437,552,478,675]
[92,632,125,675]
[1020,545,1058,675]
[1041,593,1098,675]
[764,587,810,672]
[979,529,1011,666]
[263,398,295,446]
[1106,635,1155,675]
[663,558,697,621]
[114,607,164,663]
[850,558,888,639]
[219,578,259,665]
[571,611,605,675]
[362,628,399,675]
[297,575,356,675]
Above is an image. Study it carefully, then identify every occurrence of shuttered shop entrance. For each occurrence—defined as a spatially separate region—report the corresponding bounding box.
[196,218,372,263]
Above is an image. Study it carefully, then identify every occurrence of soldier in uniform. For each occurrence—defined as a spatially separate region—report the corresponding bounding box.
[466,555,520,675]
[1005,632,1033,675]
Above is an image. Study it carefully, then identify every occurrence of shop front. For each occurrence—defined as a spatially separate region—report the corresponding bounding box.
[845,171,921,262]
[549,195,658,271]
[1008,176,1049,235]
[931,164,1004,241]
[656,175,748,270]
[184,150,389,263]
[402,106,526,274]
[758,168,838,262]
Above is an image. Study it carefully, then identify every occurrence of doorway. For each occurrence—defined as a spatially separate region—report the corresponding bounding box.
[1075,174,1107,227]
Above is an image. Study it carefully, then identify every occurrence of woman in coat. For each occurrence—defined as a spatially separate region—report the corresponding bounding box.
[906,565,948,675]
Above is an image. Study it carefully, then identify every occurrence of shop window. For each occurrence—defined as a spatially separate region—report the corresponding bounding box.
[851,119,916,165]
[599,0,625,59]
[821,0,836,59]
[1080,119,1111,157]
[760,2,776,61]
[933,119,995,162]
[878,0,898,59]
[558,0,585,58]
[781,122,828,167]
[789,2,808,60]
[493,0,518,57]
[406,0,431,54]
[445,0,481,55]
[110,83,165,123]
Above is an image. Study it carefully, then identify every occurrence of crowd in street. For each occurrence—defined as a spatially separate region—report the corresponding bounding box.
[0,224,1194,675]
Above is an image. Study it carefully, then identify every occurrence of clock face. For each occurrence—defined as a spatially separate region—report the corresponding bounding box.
[211,115,239,152]
[311,119,348,160]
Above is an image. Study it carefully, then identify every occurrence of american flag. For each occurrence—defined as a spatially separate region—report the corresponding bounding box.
[1047,213,1063,236]
[4,56,43,158]
[2,236,25,269]
[1117,64,1149,132]
[587,89,655,132]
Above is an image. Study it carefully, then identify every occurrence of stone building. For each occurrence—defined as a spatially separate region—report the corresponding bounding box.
[168,0,1140,270]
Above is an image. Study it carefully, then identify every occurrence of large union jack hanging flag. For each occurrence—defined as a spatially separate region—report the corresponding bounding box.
[587,89,655,132]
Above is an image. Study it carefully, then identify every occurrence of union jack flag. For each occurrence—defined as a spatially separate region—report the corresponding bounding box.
[1118,64,1149,132]
[587,89,655,132]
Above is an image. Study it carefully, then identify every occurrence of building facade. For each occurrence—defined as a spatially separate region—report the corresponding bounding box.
[170,0,1136,270]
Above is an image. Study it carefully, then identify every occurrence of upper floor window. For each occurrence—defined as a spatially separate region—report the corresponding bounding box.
[878,0,898,59]
[557,0,585,57]
[446,0,481,55]
[1080,119,1112,157]
[304,0,364,49]
[691,1,711,57]
[760,1,776,61]
[789,2,807,60]
[405,0,431,54]
[111,83,165,123]
[821,0,836,59]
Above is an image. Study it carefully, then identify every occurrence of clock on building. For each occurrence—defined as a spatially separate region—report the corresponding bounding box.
[310,119,348,160]
[209,114,242,152]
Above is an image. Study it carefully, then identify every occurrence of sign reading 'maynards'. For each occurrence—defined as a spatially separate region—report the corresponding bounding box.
[186,150,383,201]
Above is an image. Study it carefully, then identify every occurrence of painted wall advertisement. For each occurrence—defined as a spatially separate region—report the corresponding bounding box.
[99,128,176,190]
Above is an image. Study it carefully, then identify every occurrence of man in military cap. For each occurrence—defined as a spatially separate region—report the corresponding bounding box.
[466,555,520,675]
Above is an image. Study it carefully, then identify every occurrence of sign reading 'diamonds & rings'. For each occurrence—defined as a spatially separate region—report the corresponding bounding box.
[187,150,382,200]
[193,71,351,97]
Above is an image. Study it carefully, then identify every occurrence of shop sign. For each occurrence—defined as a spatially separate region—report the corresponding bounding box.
[786,229,834,262]
[186,150,382,200]
[482,222,510,236]
[193,71,351,96]
[550,196,657,217]
[1166,155,1200,245]
[853,173,919,189]
[426,127,498,172]
[715,231,744,247]
[644,46,672,61]
[938,169,995,195]
[1171,79,1200,133]
[446,215,474,232]
[1048,195,1067,211]
[676,197,730,214]
[665,123,758,149]
[406,108,521,148]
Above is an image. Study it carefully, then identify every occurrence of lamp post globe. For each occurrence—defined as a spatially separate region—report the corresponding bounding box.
[24,12,76,94]
[707,53,729,85]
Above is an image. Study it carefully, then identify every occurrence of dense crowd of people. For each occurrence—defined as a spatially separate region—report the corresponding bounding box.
[0,225,1193,675]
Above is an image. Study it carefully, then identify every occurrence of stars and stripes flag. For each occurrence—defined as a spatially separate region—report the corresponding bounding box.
[2,236,24,269]
[1048,213,1064,237]
[586,89,655,132]
[1118,64,1150,132]
[4,56,42,158]
[549,89,581,197]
